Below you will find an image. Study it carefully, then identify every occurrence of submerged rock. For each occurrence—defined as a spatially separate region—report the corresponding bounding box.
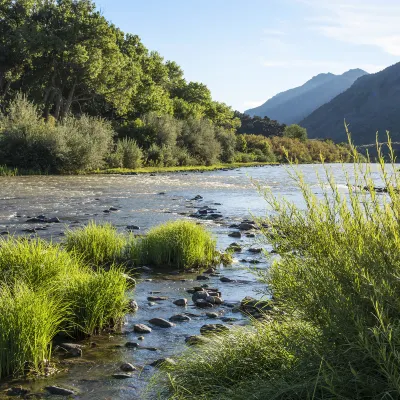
[133,324,152,334]
[248,247,263,254]
[195,299,213,308]
[6,387,29,396]
[169,314,191,322]
[57,343,83,357]
[149,318,175,328]
[228,231,241,238]
[112,373,132,379]
[147,296,168,301]
[206,312,219,319]
[127,225,140,231]
[196,275,209,281]
[125,342,139,349]
[185,335,207,345]
[220,276,235,283]
[45,386,75,396]
[200,324,229,336]
[238,222,256,231]
[150,358,176,368]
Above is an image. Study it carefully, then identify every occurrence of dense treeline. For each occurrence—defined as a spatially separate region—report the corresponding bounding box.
[0,0,352,173]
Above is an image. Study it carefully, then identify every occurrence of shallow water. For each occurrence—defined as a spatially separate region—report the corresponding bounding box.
[0,164,391,399]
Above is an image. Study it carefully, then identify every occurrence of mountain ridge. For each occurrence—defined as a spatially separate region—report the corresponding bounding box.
[245,69,368,125]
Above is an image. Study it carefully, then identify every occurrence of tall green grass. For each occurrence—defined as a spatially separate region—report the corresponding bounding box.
[0,236,129,377]
[0,283,67,378]
[127,220,219,270]
[65,222,127,267]
[155,136,400,399]
[0,165,18,176]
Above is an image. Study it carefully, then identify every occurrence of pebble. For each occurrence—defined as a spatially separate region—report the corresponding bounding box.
[206,312,219,318]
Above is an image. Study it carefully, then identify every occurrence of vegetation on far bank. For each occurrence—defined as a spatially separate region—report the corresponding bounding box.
[155,139,400,399]
[0,0,353,176]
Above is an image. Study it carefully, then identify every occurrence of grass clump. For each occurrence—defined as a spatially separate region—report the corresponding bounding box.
[0,283,66,379]
[65,222,127,267]
[0,236,130,377]
[156,135,400,399]
[128,220,219,270]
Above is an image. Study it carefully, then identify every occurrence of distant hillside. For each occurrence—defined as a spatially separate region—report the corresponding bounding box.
[245,69,368,124]
[301,62,400,145]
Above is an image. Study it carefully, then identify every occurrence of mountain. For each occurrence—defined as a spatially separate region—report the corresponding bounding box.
[301,62,400,145]
[245,69,368,125]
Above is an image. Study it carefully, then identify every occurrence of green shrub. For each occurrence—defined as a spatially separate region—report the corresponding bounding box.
[111,138,143,169]
[65,222,127,267]
[0,283,67,378]
[127,220,219,270]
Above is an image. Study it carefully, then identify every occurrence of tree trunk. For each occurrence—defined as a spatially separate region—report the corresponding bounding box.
[61,83,76,119]
[54,92,63,120]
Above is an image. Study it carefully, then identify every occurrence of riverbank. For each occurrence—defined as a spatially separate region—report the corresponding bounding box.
[91,162,279,175]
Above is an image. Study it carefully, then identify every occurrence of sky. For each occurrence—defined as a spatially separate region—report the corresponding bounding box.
[96,0,399,112]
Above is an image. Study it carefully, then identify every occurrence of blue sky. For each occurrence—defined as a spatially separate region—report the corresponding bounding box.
[96,0,399,111]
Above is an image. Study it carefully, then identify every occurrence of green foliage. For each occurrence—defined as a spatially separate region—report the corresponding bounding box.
[156,137,400,399]
[0,95,114,173]
[127,220,219,270]
[236,112,285,137]
[283,124,308,141]
[0,283,67,379]
[65,222,127,267]
[109,138,143,169]
[0,235,129,377]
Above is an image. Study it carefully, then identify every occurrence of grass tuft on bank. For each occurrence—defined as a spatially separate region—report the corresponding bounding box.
[0,236,130,378]
[127,220,220,270]
[154,135,400,399]
[65,222,127,267]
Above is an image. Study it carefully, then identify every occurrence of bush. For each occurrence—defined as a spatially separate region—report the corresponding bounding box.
[0,283,66,378]
[283,124,307,141]
[0,96,115,173]
[109,138,143,169]
[65,222,127,267]
[127,220,219,270]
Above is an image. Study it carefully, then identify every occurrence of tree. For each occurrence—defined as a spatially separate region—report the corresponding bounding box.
[283,124,308,141]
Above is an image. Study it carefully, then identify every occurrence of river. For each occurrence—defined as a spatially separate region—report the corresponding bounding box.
[0,164,386,399]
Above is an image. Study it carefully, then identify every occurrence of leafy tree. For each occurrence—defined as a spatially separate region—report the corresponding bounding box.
[283,124,308,141]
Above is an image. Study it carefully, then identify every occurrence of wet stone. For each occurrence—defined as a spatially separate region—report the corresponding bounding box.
[206,312,219,319]
[196,275,209,281]
[128,299,139,312]
[6,387,29,396]
[173,298,188,306]
[200,324,230,336]
[220,276,236,283]
[228,231,242,238]
[195,299,213,308]
[133,324,152,334]
[45,386,75,396]
[169,314,191,322]
[120,363,137,372]
[150,358,176,368]
[149,318,175,328]
[112,373,132,379]
[147,296,168,301]
[125,342,139,349]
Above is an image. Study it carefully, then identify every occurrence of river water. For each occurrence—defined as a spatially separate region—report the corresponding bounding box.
[0,164,387,399]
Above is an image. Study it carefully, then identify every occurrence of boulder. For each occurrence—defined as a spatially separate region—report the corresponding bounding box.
[206,312,219,319]
[192,291,208,302]
[196,275,209,281]
[149,318,175,328]
[220,276,235,283]
[133,324,152,334]
[248,247,263,254]
[238,223,256,231]
[125,342,139,349]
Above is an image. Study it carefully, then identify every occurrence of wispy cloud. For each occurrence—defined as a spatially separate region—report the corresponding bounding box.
[262,59,386,73]
[297,0,400,56]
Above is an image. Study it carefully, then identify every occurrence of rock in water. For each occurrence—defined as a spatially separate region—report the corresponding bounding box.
[149,318,175,328]
[45,386,75,396]
[120,363,137,372]
[173,298,187,306]
[150,358,176,367]
[112,373,132,379]
[128,299,138,312]
[200,324,229,336]
[169,314,191,322]
[133,324,152,334]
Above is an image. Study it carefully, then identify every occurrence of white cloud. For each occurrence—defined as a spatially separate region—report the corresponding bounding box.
[297,0,400,56]
[262,59,386,73]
